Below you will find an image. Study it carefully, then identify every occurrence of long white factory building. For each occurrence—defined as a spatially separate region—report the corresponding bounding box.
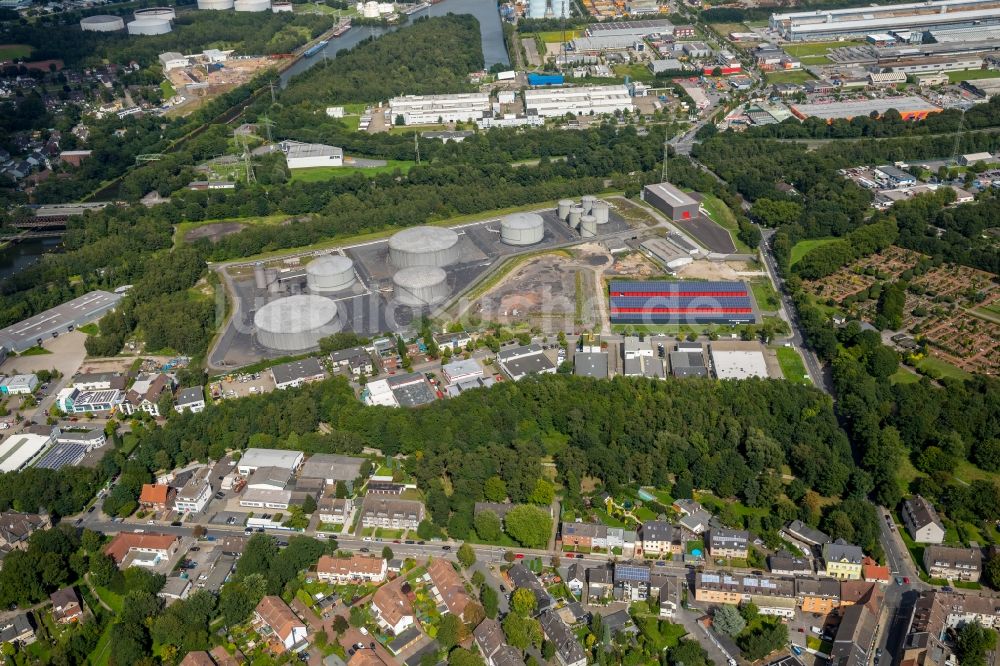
[523,85,633,118]
[389,92,491,125]
[770,0,1000,40]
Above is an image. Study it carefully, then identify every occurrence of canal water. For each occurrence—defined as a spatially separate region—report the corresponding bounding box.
[0,236,61,282]
[279,0,509,84]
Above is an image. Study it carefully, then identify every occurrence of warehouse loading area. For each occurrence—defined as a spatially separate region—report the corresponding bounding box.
[210,205,634,368]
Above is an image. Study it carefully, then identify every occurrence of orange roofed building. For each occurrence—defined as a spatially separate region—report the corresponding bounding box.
[427,558,473,621]
[371,578,414,636]
[316,554,387,584]
[254,595,307,652]
[139,483,175,511]
[862,557,890,584]
[103,533,180,568]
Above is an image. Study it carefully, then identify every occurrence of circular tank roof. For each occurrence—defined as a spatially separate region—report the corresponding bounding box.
[388,226,459,253]
[81,14,123,23]
[393,266,447,289]
[502,212,544,230]
[306,254,353,276]
[253,294,339,333]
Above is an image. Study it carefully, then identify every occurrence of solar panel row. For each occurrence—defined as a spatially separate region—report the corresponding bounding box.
[33,442,87,470]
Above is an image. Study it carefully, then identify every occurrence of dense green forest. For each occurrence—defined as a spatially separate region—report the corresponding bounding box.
[12,11,330,67]
[278,14,483,106]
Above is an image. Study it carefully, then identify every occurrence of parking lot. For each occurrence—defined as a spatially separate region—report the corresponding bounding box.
[214,370,275,400]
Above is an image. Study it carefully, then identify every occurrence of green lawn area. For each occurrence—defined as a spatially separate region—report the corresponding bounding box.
[776,347,809,385]
[947,69,1000,83]
[783,40,865,57]
[174,214,289,248]
[890,368,922,385]
[289,160,415,182]
[954,580,982,590]
[790,237,837,267]
[806,636,834,654]
[594,507,627,528]
[897,516,928,575]
[916,356,973,381]
[374,527,404,539]
[634,616,687,650]
[77,322,100,336]
[95,586,124,613]
[19,346,51,355]
[160,80,175,99]
[634,506,658,521]
[686,540,705,555]
[700,194,751,253]
[89,624,114,666]
[0,44,33,60]
[537,29,581,43]
[750,279,781,311]
[798,55,832,65]
[764,69,816,84]
[952,459,998,485]
[613,63,655,83]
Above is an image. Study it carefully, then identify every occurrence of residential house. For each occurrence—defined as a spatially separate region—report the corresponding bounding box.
[862,557,890,584]
[902,496,946,544]
[539,610,587,666]
[673,499,711,534]
[0,511,51,555]
[175,467,213,514]
[561,522,606,550]
[566,563,585,596]
[104,533,181,568]
[923,546,982,582]
[796,578,841,616]
[359,497,424,531]
[474,618,526,666]
[316,555,387,584]
[174,386,206,414]
[829,584,883,666]
[160,577,192,602]
[254,596,307,652]
[659,576,680,618]
[930,591,1000,629]
[557,602,590,627]
[50,587,83,624]
[270,358,326,390]
[180,652,216,666]
[695,571,797,618]
[122,374,172,417]
[318,496,353,525]
[782,520,831,548]
[0,613,35,646]
[507,562,552,611]
[371,578,414,635]
[328,347,375,377]
[640,521,683,557]
[708,529,750,559]
[139,484,175,512]
[475,502,517,523]
[614,563,654,602]
[427,558,473,620]
[769,551,812,577]
[602,609,638,641]
[587,566,614,602]
[433,331,473,351]
[823,539,864,580]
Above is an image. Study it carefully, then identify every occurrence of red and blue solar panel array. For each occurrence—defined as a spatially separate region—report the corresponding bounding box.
[609,281,754,323]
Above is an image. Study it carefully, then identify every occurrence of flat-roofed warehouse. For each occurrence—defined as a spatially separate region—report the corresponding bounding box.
[790,96,942,121]
[609,280,757,325]
[586,19,673,37]
[281,141,343,169]
[523,85,633,118]
[770,0,1000,40]
[642,182,700,222]
[389,92,491,125]
[0,290,123,352]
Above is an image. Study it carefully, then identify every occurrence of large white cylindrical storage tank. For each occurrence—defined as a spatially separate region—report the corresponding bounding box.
[557,199,573,220]
[581,195,596,214]
[135,7,175,19]
[501,213,545,246]
[80,15,125,31]
[393,267,449,306]
[592,200,610,224]
[580,215,598,238]
[198,0,235,8]
[306,255,356,293]
[362,0,379,17]
[235,0,270,11]
[389,226,460,268]
[254,294,342,351]
[568,206,583,229]
[127,18,171,34]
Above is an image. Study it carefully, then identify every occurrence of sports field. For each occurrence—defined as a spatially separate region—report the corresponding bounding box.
[0,44,33,60]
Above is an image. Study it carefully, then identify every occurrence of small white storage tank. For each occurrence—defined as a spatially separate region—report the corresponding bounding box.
[254,294,342,351]
[134,7,175,19]
[557,199,573,220]
[306,255,356,293]
[80,15,125,31]
[198,0,235,8]
[581,195,596,214]
[361,0,379,17]
[253,263,268,290]
[580,215,598,238]
[568,206,584,229]
[389,226,460,268]
[501,212,545,246]
[127,17,172,34]
[592,200,610,224]
[393,267,449,306]
[234,0,270,11]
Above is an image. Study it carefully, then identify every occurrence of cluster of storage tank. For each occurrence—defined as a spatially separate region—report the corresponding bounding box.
[197,0,235,8]
[126,7,175,34]
[500,212,545,246]
[557,196,609,239]
[388,226,458,307]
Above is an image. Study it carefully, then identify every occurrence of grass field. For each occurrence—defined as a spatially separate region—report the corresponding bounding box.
[537,29,581,43]
[750,279,781,311]
[613,63,655,83]
[890,368,922,384]
[776,347,809,385]
[174,213,288,247]
[916,356,973,381]
[77,323,100,336]
[0,44,33,60]
[790,237,837,266]
[971,304,1000,324]
[160,80,175,99]
[765,69,816,84]
[948,69,1000,83]
[700,194,751,253]
[952,459,998,485]
[799,55,832,65]
[289,160,415,182]
[783,40,865,57]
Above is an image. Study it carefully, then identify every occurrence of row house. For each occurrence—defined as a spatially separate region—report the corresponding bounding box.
[695,571,798,618]
[316,554,387,584]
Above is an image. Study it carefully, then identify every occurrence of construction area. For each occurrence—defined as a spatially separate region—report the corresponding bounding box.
[163,53,280,109]
[209,199,635,368]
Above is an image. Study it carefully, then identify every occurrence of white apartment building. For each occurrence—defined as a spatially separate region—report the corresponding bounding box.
[523,85,633,118]
[389,93,491,125]
[174,468,213,514]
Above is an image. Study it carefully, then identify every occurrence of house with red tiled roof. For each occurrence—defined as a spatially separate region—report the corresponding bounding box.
[50,587,83,624]
[103,533,180,568]
[427,558,473,620]
[371,578,414,636]
[316,555,387,584]
[862,557,890,584]
[254,596,307,652]
[139,483,175,511]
